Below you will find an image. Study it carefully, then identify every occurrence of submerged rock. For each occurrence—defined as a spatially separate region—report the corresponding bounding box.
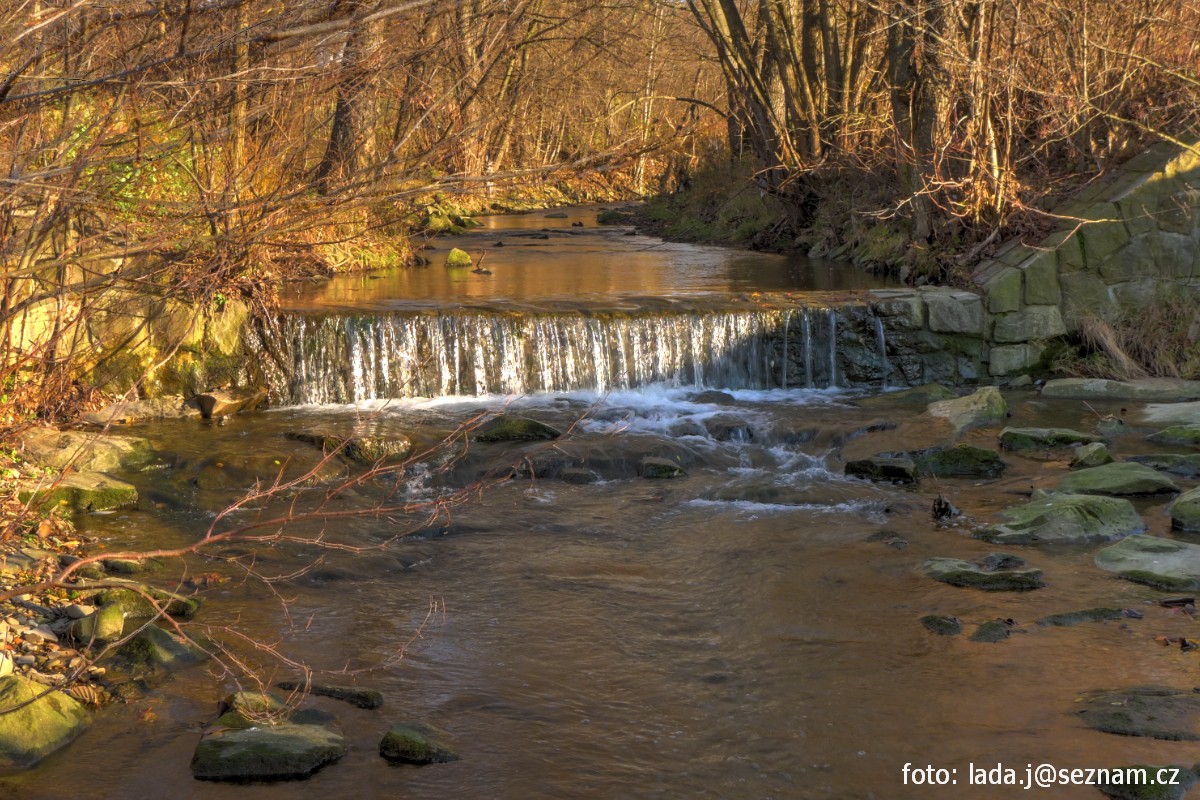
[640,457,685,479]
[907,445,1006,478]
[925,387,1008,434]
[474,415,562,442]
[379,723,458,765]
[999,427,1102,451]
[192,723,347,782]
[1172,487,1200,532]
[276,681,384,710]
[1095,535,1200,591]
[1078,687,1200,741]
[286,432,412,464]
[0,675,89,770]
[920,615,963,636]
[975,494,1144,546]
[1128,454,1200,478]
[1058,462,1180,496]
[114,625,207,671]
[1148,425,1200,447]
[922,554,1044,591]
[970,620,1013,642]
[559,467,601,485]
[1070,442,1114,469]
[854,384,956,409]
[1036,608,1126,627]
[845,457,916,484]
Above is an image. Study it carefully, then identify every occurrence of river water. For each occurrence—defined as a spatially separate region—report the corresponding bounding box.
[3,210,1198,799]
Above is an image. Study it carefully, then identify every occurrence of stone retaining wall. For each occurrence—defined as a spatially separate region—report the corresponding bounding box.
[853,138,1200,385]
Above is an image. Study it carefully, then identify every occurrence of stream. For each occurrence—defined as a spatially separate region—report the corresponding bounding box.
[3,208,1199,799]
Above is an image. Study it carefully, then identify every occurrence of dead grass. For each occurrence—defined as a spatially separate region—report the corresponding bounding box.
[1056,298,1200,380]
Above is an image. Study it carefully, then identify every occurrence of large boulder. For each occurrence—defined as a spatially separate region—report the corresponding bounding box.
[473,415,561,442]
[191,724,347,781]
[0,675,89,769]
[1058,462,1180,496]
[921,554,1044,591]
[1095,535,1200,591]
[998,427,1102,451]
[1171,487,1200,532]
[18,428,156,472]
[925,387,1007,434]
[976,494,1144,546]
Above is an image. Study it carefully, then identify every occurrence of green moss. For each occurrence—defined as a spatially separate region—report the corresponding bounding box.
[445,248,473,268]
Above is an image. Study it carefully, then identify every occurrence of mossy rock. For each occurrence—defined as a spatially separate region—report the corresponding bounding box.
[1079,687,1200,741]
[922,555,1044,591]
[379,723,458,765]
[191,723,347,782]
[474,415,561,442]
[920,615,962,636]
[639,457,685,479]
[71,602,126,644]
[1036,607,1125,627]
[1095,535,1200,591]
[909,445,1006,478]
[113,625,207,671]
[19,472,138,512]
[444,248,473,268]
[217,691,290,729]
[845,457,916,484]
[276,681,384,710]
[1058,462,1180,496]
[1148,425,1200,448]
[970,620,1012,642]
[999,427,1102,451]
[94,585,201,620]
[1070,442,1114,469]
[286,432,412,465]
[925,387,1007,433]
[0,675,89,769]
[1128,454,1200,478]
[975,494,1144,546]
[1172,486,1200,532]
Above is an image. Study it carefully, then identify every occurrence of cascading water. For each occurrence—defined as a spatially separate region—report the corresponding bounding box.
[873,313,891,389]
[254,301,898,405]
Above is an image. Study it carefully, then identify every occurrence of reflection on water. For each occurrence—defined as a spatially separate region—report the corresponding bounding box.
[281,206,894,313]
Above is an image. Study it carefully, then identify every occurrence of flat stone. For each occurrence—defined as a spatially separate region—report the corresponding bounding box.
[999,427,1102,450]
[191,724,347,782]
[1095,535,1200,591]
[1148,425,1200,447]
[922,555,1044,591]
[18,428,156,473]
[976,494,1144,546]
[1059,462,1180,496]
[275,681,384,710]
[1079,687,1200,741]
[1138,401,1200,426]
[1042,379,1200,402]
[925,387,1007,434]
[1128,454,1200,478]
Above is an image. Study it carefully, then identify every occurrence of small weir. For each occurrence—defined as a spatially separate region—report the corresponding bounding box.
[255,303,892,405]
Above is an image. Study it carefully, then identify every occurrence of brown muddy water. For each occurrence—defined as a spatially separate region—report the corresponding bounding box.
[3,214,1199,800]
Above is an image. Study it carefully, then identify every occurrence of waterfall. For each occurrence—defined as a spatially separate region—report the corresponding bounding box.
[873,314,890,389]
[266,309,803,405]
[827,309,838,389]
[802,309,813,389]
